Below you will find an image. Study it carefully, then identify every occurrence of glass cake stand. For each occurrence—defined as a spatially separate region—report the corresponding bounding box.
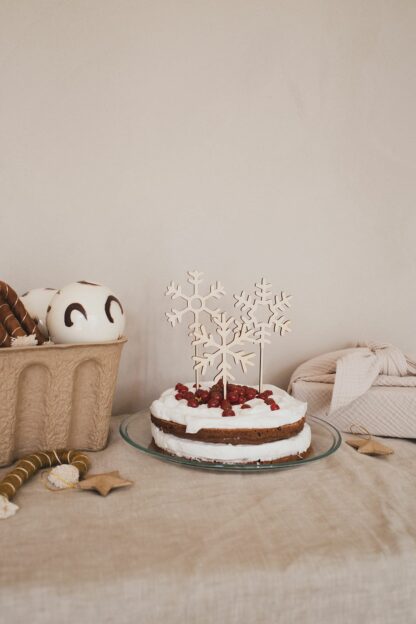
[120,411,342,472]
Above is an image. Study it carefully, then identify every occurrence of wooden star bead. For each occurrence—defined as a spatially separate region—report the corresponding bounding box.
[78,471,133,496]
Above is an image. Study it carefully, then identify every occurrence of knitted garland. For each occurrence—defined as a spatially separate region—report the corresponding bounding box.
[0,449,90,519]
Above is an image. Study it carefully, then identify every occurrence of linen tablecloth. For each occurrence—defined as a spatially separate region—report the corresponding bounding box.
[0,415,415,623]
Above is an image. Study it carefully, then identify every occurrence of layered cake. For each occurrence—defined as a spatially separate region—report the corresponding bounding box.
[150,380,311,464]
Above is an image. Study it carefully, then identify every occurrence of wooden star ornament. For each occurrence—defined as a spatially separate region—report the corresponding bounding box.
[79,471,133,496]
[346,437,394,456]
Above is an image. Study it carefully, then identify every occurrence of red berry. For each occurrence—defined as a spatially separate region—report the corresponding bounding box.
[270,403,280,411]
[185,391,195,401]
[245,389,257,400]
[264,398,275,405]
[207,399,220,408]
[175,393,185,401]
[228,395,240,405]
[241,404,251,409]
[209,390,222,398]
[196,389,209,399]
[220,399,231,410]
[187,398,199,408]
[222,409,235,417]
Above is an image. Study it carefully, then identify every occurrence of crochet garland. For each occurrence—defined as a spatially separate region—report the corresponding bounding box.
[0,449,90,518]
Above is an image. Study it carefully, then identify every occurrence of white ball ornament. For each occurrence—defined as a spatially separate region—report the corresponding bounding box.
[46,281,125,344]
[20,288,58,338]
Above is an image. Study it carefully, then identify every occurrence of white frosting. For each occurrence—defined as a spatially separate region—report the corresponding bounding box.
[152,422,311,464]
[150,383,307,434]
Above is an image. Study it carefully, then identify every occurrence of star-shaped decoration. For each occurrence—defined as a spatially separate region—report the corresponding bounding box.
[78,471,133,496]
[346,437,394,456]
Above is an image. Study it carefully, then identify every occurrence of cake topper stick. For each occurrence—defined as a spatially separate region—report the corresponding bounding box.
[165,270,225,388]
[234,278,292,393]
[192,313,257,398]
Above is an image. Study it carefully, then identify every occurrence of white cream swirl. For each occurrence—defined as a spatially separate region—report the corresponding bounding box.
[150,383,307,434]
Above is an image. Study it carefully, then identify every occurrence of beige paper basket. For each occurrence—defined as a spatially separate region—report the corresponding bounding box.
[0,337,126,466]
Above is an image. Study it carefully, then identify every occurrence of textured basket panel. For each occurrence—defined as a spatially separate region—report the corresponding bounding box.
[0,338,126,466]
[69,360,101,449]
[15,364,51,455]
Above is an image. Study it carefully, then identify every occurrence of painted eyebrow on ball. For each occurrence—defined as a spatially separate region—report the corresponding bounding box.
[64,303,88,327]
[105,296,123,323]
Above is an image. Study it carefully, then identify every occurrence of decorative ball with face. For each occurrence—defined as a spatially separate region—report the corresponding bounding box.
[46,281,125,344]
[20,288,58,338]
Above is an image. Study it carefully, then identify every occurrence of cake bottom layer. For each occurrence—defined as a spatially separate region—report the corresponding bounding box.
[151,422,312,464]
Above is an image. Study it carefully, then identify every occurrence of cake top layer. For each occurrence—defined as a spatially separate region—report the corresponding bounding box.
[150,382,307,434]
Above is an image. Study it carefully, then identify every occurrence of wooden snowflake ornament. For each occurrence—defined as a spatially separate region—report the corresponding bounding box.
[234,278,292,392]
[192,313,257,397]
[165,270,225,387]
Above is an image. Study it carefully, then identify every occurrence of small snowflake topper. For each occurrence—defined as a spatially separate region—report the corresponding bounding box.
[192,313,257,397]
[234,278,292,392]
[165,270,225,387]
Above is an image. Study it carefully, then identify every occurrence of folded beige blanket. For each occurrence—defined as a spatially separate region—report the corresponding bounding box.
[289,342,416,438]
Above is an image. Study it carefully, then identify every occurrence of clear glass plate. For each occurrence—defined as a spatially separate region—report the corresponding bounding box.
[120,411,342,472]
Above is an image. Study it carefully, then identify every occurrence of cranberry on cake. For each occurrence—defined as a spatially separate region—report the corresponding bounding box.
[150,380,310,464]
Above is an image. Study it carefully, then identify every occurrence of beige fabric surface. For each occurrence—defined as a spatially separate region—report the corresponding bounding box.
[0,414,415,624]
[289,343,416,438]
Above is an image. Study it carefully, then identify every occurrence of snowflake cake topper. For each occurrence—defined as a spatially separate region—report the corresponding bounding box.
[165,272,293,396]
[192,313,257,397]
[234,278,292,392]
[165,270,225,387]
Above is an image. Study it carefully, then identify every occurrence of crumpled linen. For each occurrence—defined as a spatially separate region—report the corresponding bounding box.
[289,342,416,438]
[1,415,416,624]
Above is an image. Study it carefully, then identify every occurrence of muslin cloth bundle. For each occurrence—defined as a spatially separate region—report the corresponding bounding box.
[289,342,416,438]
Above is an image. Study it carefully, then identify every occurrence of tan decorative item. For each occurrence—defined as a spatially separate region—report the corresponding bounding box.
[78,470,133,496]
[346,424,394,456]
[0,280,45,347]
[234,278,292,392]
[165,270,225,387]
[0,449,90,518]
[0,337,126,467]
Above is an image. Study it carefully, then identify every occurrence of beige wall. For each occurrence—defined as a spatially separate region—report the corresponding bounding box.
[1,1,415,414]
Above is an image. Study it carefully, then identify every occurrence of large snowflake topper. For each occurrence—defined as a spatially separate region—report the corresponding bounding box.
[192,313,257,396]
[165,270,225,386]
[234,277,292,391]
